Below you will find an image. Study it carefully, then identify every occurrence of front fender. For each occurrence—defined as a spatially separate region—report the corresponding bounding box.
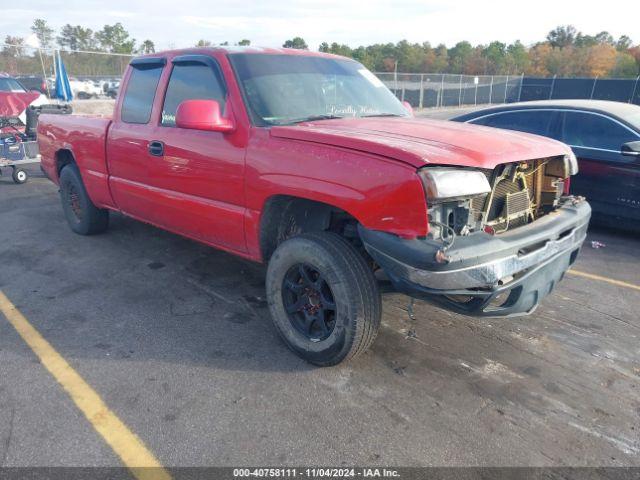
[244,130,429,259]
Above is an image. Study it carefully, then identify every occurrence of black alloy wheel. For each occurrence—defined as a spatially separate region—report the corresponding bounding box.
[282,263,337,341]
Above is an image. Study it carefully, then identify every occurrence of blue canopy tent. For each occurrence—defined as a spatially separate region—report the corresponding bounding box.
[54,50,73,102]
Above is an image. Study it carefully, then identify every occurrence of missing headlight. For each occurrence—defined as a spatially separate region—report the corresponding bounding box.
[427,198,484,241]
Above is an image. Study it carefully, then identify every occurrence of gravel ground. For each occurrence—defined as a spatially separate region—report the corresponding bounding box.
[70,99,115,116]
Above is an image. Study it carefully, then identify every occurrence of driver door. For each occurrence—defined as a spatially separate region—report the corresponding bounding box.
[145,55,246,252]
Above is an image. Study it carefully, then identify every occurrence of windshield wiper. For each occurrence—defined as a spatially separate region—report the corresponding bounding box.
[359,113,404,118]
[285,114,345,124]
[272,113,403,125]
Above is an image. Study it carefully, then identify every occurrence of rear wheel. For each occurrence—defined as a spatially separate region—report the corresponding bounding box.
[59,164,109,235]
[12,168,28,184]
[266,232,381,366]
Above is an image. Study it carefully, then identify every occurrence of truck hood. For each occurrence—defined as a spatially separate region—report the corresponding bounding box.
[270,117,571,169]
[0,91,41,117]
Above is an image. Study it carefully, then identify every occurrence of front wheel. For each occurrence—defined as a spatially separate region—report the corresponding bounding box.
[266,232,381,366]
[59,164,109,235]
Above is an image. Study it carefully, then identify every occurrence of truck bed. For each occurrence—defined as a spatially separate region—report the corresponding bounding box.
[38,114,112,183]
[38,114,114,208]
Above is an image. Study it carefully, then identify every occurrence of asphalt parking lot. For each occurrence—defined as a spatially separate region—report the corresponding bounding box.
[1,158,639,470]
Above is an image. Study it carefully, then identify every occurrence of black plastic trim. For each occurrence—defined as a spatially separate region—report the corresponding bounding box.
[130,57,167,67]
[172,54,217,68]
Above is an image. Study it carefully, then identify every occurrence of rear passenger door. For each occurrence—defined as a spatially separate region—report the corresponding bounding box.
[107,57,166,219]
[558,110,640,221]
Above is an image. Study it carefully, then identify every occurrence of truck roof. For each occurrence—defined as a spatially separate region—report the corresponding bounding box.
[134,46,349,61]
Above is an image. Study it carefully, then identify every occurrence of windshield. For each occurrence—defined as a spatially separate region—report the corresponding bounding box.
[229,53,408,126]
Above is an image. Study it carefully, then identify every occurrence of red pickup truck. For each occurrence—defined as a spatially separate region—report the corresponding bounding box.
[38,47,591,366]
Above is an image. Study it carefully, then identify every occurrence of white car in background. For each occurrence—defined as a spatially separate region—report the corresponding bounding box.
[68,77,103,99]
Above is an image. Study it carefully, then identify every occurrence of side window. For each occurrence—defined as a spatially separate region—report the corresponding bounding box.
[472,111,554,136]
[121,64,163,124]
[161,62,226,127]
[560,111,637,151]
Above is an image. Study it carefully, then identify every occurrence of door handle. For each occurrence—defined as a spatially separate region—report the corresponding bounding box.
[148,140,164,157]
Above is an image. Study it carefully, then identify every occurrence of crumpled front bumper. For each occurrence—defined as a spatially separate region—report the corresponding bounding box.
[359,197,591,317]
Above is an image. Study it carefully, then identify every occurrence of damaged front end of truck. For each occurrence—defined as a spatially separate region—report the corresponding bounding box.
[360,153,591,316]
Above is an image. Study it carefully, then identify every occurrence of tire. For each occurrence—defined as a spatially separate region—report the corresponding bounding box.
[12,168,28,184]
[59,164,109,235]
[266,232,381,366]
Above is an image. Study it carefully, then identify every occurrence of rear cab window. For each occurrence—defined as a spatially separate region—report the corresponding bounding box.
[161,57,227,127]
[121,59,165,124]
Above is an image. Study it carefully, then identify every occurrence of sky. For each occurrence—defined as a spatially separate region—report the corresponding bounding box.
[2,0,637,51]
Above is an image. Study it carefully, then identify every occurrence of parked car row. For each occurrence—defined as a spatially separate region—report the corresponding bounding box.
[45,76,106,99]
[6,74,121,100]
[451,100,640,227]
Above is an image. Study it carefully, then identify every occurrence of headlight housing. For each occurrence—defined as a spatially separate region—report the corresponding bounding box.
[418,167,491,203]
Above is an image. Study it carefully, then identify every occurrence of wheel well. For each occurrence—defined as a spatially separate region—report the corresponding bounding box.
[55,149,76,175]
[259,195,363,262]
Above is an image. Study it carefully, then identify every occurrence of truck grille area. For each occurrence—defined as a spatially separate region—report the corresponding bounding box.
[469,157,566,234]
[426,156,569,241]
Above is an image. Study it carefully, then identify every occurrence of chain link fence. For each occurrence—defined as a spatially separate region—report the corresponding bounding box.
[378,72,640,109]
[518,76,640,104]
[375,73,524,109]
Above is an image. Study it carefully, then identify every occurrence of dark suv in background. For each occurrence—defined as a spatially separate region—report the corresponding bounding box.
[15,76,49,96]
[452,100,640,227]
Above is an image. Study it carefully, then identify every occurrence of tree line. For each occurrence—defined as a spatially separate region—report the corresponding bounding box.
[2,20,639,79]
[314,26,639,78]
[201,30,640,78]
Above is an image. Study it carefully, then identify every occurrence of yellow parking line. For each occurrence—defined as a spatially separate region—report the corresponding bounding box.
[0,290,171,480]
[567,269,640,292]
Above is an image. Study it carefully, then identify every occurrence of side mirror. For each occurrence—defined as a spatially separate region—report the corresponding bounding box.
[402,101,414,116]
[621,141,640,157]
[175,99,235,133]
